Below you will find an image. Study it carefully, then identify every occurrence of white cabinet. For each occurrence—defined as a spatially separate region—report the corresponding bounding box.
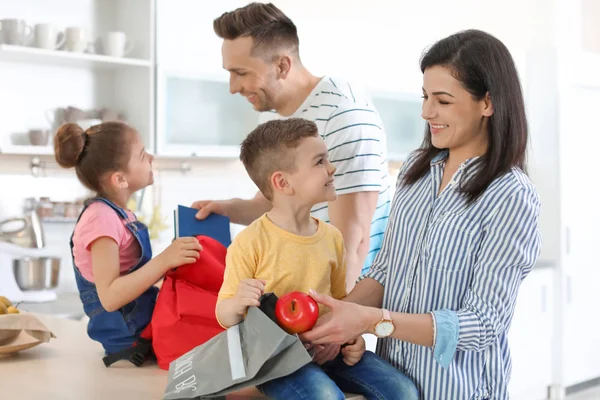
[155,70,260,158]
[522,0,600,393]
[559,84,600,388]
[508,268,554,400]
[155,0,260,157]
[156,0,245,79]
[0,0,155,153]
[370,92,423,162]
[555,1,600,383]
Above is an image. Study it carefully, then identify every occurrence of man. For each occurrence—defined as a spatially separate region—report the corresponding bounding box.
[192,2,391,290]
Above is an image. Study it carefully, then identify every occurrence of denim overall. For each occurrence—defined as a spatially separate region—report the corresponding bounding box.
[71,197,158,355]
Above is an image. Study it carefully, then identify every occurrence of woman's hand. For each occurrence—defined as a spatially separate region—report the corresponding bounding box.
[300,290,380,345]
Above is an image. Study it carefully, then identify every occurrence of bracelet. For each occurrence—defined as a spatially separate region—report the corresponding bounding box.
[429,311,436,355]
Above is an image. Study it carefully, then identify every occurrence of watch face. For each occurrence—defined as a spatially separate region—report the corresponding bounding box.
[375,321,394,337]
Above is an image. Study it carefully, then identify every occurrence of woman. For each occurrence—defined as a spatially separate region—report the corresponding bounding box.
[301,29,541,400]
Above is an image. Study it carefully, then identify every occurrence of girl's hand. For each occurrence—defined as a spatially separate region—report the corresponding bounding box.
[158,237,202,270]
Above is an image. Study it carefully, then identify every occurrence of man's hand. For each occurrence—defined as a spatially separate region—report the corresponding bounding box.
[341,336,366,366]
[191,192,271,226]
[191,199,229,220]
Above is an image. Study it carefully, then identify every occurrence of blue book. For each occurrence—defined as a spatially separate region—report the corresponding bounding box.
[174,205,232,248]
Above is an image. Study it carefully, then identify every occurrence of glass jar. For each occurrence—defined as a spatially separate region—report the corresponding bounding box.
[37,197,54,219]
[23,197,37,213]
[65,202,80,219]
[52,202,65,219]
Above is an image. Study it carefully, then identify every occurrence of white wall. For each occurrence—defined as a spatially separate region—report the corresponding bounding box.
[280,0,539,93]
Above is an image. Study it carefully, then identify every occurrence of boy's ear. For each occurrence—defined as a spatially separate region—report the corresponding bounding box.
[270,171,293,196]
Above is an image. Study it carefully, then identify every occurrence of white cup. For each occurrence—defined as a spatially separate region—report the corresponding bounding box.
[65,26,87,52]
[0,19,33,45]
[34,24,65,50]
[100,31,133,57]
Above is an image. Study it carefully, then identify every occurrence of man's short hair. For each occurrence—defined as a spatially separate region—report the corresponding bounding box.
[213,2,299,59]
[240,118,319,200]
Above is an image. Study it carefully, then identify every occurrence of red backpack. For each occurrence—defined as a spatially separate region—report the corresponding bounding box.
[103,235,226,369]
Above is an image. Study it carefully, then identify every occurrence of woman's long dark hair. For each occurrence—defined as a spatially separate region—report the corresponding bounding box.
[403,29,528,204]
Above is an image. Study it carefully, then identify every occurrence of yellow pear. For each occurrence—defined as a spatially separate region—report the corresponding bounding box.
[0,296,11,307]
[7,306,19,314]
[0,302,7,315]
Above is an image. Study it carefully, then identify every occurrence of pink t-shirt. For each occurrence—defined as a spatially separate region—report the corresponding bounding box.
[72,202,142,282]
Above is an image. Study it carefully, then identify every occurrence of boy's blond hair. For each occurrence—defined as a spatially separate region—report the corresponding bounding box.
[240,118,319,200]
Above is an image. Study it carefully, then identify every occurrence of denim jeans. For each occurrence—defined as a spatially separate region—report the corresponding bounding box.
[258,350,419,400]
[71,197,157,355]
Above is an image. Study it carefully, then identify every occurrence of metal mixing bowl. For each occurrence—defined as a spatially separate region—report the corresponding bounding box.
[12,257,60,291]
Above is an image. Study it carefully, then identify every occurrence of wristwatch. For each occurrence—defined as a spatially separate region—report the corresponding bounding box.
[373,309,395,338]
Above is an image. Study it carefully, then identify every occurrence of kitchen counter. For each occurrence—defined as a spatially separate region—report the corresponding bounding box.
[0,314,365,400]
[1,314,169,400]
[19,292,85,320]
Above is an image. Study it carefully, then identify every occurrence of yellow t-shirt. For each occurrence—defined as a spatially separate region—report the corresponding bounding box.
[217,214,347,317]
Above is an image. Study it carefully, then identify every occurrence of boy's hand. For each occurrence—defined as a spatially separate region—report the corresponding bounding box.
[159,237,202,270]
[341,336,366,366]
[232,279,266,315]
[312,343,340,365]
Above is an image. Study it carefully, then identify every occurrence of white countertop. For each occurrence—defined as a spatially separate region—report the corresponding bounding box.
[19,292,85,320]
[0,314,364,400]
[1,314,171,400]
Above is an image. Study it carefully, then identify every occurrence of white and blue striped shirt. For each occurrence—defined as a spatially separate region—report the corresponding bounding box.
[260,76,391,274]
[363,150,541,400]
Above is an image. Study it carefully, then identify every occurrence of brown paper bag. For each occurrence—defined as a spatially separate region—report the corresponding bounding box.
[0,312,55,355]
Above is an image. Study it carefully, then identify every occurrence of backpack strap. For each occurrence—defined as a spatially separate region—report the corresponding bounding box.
[102,336,153,367]
[102,323,154,367]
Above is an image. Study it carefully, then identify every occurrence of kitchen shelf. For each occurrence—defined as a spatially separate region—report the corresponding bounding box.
[41,216,78,224]
[156,145,241,160]
[0,145,54,156]
[158,67,229,83]
[0,45,152,70]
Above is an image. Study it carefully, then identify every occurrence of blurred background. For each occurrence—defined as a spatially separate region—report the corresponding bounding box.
[0,1,598,399]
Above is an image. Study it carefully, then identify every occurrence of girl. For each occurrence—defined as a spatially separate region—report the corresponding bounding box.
[54,121,202,355]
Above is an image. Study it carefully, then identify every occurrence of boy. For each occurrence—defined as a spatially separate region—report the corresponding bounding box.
[216,118,417,400]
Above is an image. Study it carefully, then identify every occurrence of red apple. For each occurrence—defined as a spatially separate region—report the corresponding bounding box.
[275,291,319,334]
